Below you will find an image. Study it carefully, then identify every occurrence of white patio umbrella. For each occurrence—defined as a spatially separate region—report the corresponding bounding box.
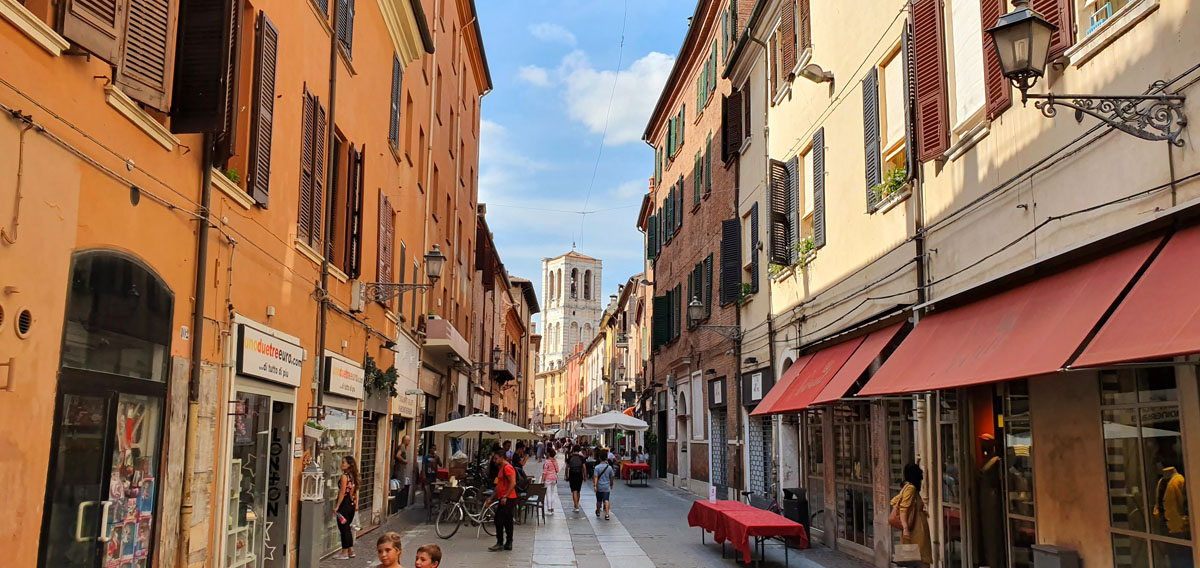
[420,413,540,439]
[581,410,649,432]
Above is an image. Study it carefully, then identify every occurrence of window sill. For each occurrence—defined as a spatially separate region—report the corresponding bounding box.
[212,168,255,209]
[385,311,399,325]
[307,0,333,35]
[338,45,357,76]
[388,141,402,164]
[871,185,912,215]
[329,265,350,283]
[1067,0,1159,68]
[940,121,990,163]
[0,0,69,55]
[771,84,790,107]
[105,85,179,151]
[295,239,325,266]
[790,48,813,81]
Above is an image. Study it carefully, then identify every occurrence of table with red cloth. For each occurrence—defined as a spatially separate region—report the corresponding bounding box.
[621,462,651,482]
[687,500,808,565]
[436,467,449,481]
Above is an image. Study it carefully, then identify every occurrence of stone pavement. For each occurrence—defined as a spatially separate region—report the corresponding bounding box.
[320,455,871,568]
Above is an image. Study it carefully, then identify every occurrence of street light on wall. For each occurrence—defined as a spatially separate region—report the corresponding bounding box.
[688,297,742,341]
[986,0,1186,146]
[356,245,447,303]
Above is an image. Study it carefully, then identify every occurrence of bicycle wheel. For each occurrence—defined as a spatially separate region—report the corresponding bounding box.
[435,504,464,539]
[481,502,497,536]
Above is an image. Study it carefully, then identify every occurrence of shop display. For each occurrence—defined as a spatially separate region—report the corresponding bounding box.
[104,396,160,567]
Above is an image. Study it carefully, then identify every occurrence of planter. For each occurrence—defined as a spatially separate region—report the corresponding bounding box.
[875,185,913,215]
[304,424,325,439]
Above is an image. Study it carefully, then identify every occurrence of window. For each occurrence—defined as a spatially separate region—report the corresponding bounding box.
[938,390,965,566]
[328,138,364,277]
[719,218,741,305]
[880,47,907,155]
[246,12,279,207]
[570,269,578,299]
[748,414,773,497]
[711,407,729,488]
[1100,368,1192,567]
[389,55,402,150]
[1085,0,1130,35]
[297,88,328,250]
[834,402,873,549]
[377,190,395,306]
[335,0,355,58]
[887,399,917,550]
[584,270,592,300]
[1002,380,1037,568]
[769,32,781,97]
[946,0,986,129]
[804,409,826,535]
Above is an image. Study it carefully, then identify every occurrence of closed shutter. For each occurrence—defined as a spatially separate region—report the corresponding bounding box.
[980,0,1011,120]
[704,253,714,317]
[798,0,812,50]
[785,157,799,262]
[666,188,674,242]
[743,83,752,140]
[680,105,685,142]
[687,272,695,327]
[298,90,316,244]
[729,0,738,39]
[315,0,328,14]
[710,42,718,94]
[1032,0,1075,61]
[378,189,394,287]
[345,144,365,279]
[694,151,702,206]
[336,0,355,56]
[705,133,713,193]
[652,296,667,348]
[768,160,790,265]
[247,12,278,207]
[389,55,402,147]
[863,67,882,210]
[170,0,241,151]
[750,203,760,293]
[647,214,658,261]
[59,0,124,63]
[781,0,796,74]
[724,90,743,161]
[312,97,328,248]
[812,128,826,249]
[115,0,180,112]
[677,175,685,231]
[398,244,406,289]
[902,16,919,181]
[913,0,949,161]
[675,284,682,338]
[720,218,741,305]
[656,207,663,257]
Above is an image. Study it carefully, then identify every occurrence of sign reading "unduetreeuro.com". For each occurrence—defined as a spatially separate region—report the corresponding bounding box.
[237,324,305,387]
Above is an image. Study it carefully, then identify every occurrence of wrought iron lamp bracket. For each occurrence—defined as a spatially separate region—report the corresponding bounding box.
[1015,79,1187,147]
[361,282,433,303]
[696,324,744,342]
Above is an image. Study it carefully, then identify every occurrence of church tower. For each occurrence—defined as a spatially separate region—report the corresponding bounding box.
[539,251,603,372]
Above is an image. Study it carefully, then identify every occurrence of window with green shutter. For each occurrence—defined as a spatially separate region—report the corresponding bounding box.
[705,133,713,194]
[694,150,702,206]
[646,214,658,261]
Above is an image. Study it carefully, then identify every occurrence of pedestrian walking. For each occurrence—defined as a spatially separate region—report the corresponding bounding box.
[421,444,440,513]
[334,456,360,559]
[890,463,932,567]
[566,446,586,512]
[536,438,545,462]
[593,448,616,520]
[486,446,517,552]
[542,447,560,515]
[414,543,442,568]
[375,532,403,568]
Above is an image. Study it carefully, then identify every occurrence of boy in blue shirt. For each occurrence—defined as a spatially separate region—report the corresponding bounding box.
[593,448,616,520]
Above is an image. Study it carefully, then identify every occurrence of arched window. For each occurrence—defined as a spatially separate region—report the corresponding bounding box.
[570,269,578,298]
[583,324,592,343]
[570,322,579,347]
[557,269,563,301]
[584,270,592,300]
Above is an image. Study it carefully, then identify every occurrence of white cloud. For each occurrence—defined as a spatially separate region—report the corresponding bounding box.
[611,178,648,200]
[478,119,549,203]
[517,65,551,87]
[528,23,577,46]
[559,51,675,146]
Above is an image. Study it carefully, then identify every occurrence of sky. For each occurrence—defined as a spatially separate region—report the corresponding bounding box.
[473,0,695,326]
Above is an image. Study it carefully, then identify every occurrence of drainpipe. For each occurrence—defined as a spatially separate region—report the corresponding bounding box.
[316,0,341,411]
[178,132,214,568]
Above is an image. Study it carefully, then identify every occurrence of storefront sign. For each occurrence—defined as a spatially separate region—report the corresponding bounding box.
[393,394,417,418]
[741,369,775,406]
[708,377,727,408]
[324,354,365,400]
[237,324,305,387]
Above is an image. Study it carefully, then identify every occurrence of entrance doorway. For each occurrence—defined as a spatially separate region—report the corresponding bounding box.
[38,251,173,568]
[224,388,294,568]
[656,409,667,478]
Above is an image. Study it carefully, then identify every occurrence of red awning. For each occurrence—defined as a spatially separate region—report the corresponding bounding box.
[858,238,1162,396]
[1076,226,1200,366]
[751,337,865,416]
[748,354,813,416]
[811,323,905,405]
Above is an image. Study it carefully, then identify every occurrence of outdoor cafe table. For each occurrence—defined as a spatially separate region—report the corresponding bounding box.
[687,500,808,565]
[620,462,651,482]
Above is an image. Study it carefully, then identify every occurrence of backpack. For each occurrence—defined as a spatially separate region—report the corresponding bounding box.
[515,465,531,493]
[567,454,585,477]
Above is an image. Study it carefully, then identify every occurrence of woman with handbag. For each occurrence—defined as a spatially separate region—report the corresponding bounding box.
[889,463,932,567]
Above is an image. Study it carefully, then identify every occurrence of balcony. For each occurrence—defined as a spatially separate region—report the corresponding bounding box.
[492,352,519,384]
[423,317,470,364]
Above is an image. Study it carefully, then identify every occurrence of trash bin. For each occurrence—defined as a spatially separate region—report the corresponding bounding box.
[781,487,810,549]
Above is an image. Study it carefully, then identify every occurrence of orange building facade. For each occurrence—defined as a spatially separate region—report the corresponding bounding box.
[0,0,522,567]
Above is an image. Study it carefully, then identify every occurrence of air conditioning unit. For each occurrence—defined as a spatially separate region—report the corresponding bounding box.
[350,281,366,313]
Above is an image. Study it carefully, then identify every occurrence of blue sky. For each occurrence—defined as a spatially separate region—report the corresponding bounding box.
[474,0,694,323]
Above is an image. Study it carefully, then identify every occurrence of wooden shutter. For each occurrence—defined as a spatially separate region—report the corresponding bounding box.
[913,0,949,161]
[750,203,760,293]
[812,128,826,249]
[693,151,702,206]
[298,90,315,244]
[315,0,328,14]
[744,83,752,140]
[344,143,360,273]
[710,42,718,94]
[170,0,241,146]
[675,284,682,338]
[781,0,796,74]
[336,0,355,56]
[398,243,406,288]
[680,105,686,142]
[723,90,743,162]
[980,0,1011,120]
[1032,0,1075,61]
[312,97,328,247]
[798,0,812,50]
[720,218,741,305]
[652,296,668,349]
[677,175,685,231]
[656,206,663,256]
[704,133,713,193]
[59,0,124,63]
[647,214,657,260]
[785,157,799,262]
[902,16,919,181]
[687,271,694,324]
[665,188,673,242]
[247,12,277,207]
[389,55,402,147]
[377,189,393,284]
[115,0,180,111]
[863,67,882,210]
[704,253,714,317]
[346,145,365,278]
[768,159,790,265]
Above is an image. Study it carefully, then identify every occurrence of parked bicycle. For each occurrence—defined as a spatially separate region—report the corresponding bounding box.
[435,485,498,539]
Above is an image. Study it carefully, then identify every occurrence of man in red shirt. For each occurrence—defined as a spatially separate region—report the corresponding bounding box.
[486,446,517,551]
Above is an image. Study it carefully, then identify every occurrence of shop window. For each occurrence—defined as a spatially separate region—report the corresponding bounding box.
[833,402,873,550]
[748,415,773,497]
[804,409,826,537]
[887,399,917,550]
[320,407,358,555]
[1100,368,1192,567]
[938,390,966,567]
[711,408,729,489]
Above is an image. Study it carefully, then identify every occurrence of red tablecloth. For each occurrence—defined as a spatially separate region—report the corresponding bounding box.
[621,462,651,480]
[436,467,449,481]
[687,500,808,563]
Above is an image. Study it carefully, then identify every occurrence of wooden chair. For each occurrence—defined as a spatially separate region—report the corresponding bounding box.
[521,483,547,525]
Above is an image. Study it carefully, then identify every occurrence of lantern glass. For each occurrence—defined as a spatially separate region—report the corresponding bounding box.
[424,245,446,282]
[987,5,1056,81]
[687,297,705,324]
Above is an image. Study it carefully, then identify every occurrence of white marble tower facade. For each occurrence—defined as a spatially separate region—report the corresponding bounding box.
[539,251,602,371]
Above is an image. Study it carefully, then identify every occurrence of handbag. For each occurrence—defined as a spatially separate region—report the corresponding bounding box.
[893,543,923,564]
[888,483,918,530]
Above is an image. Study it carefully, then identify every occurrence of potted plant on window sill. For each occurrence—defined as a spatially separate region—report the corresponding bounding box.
[304,420,326,440]
[870,167,911,213]
[795,236,817,267]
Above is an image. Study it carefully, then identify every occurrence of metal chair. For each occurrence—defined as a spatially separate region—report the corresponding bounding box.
[521,483,547,525]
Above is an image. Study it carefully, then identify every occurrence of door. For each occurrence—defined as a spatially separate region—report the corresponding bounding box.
[40,387,165,568]
[225,391,293,568]
[656,410,667,478]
